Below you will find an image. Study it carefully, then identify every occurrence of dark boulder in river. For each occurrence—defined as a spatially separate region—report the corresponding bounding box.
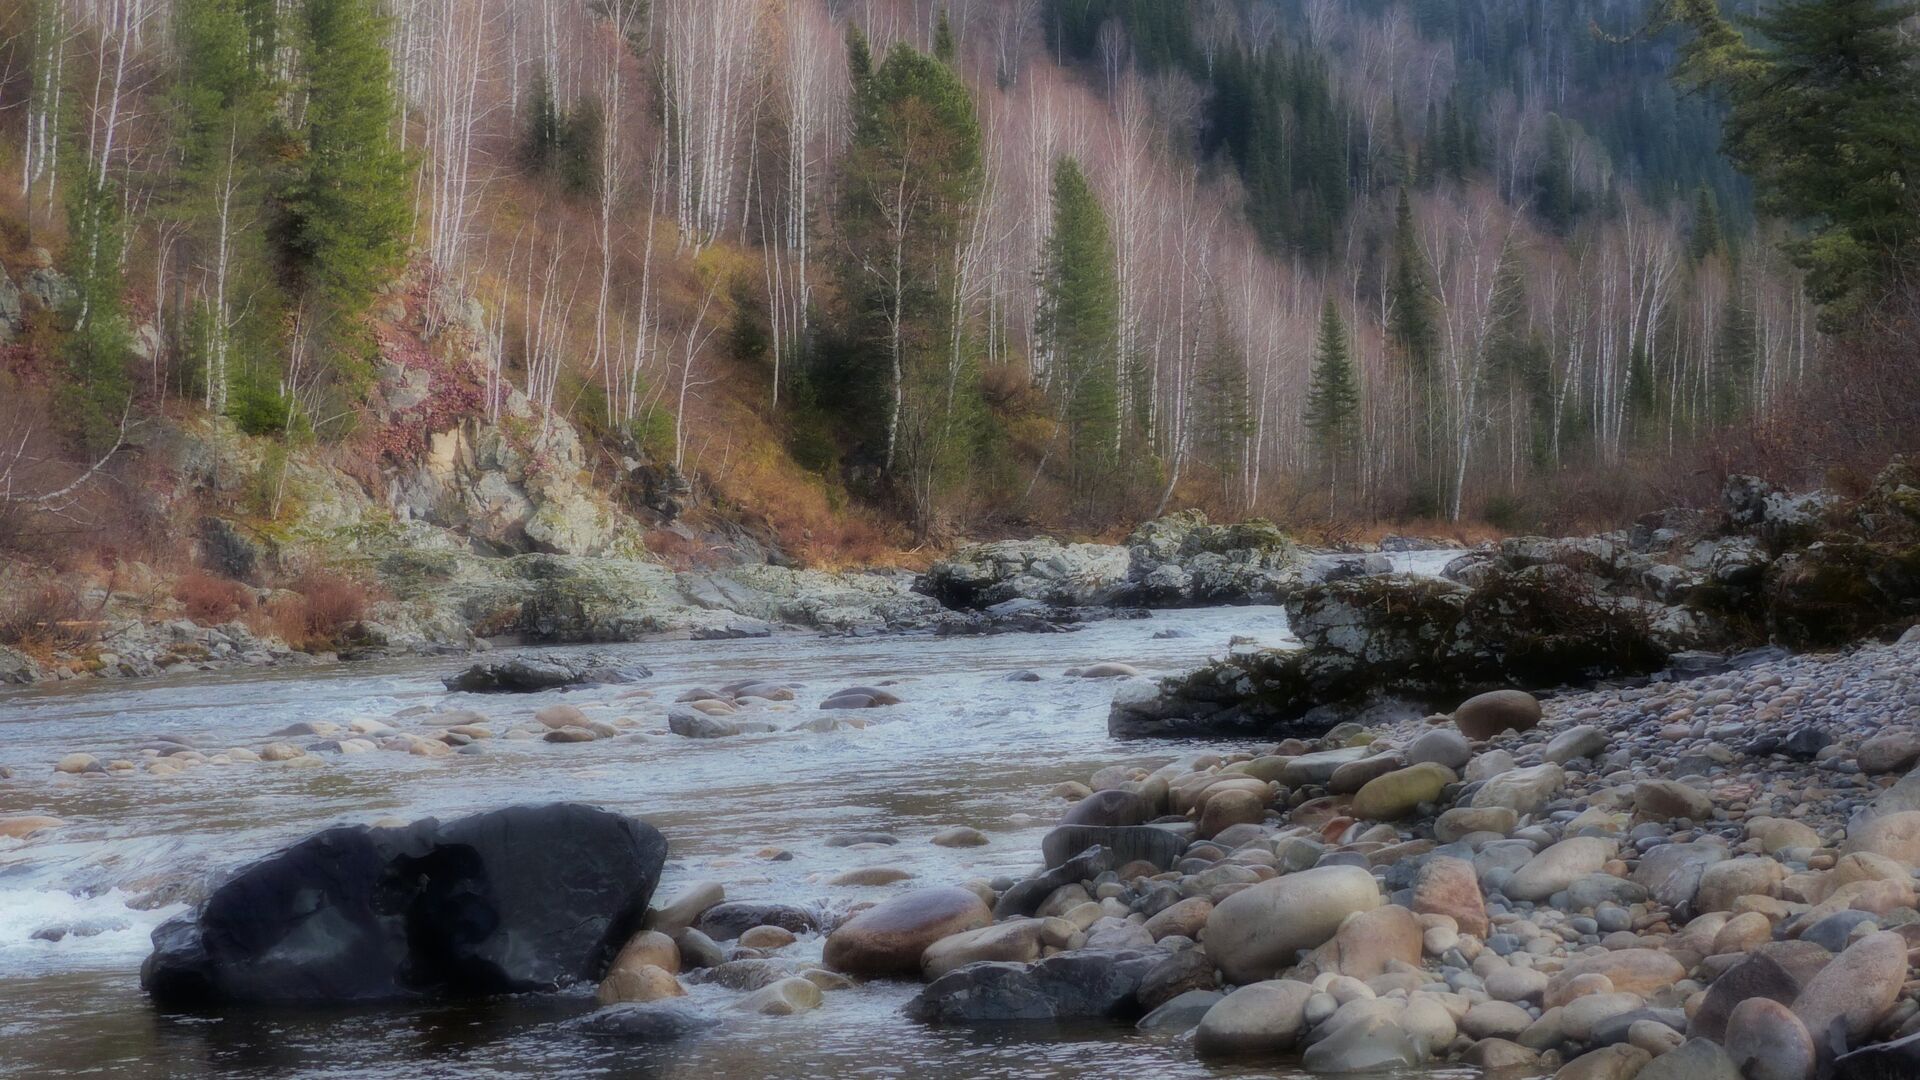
[141,803,666,1008]
[442,655,650,693]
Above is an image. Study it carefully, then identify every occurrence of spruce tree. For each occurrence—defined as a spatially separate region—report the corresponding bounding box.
[292,0,412,335]
[58,158,134,453]
[557,94,603,198]
[933,9,956,63]
[836,39,983,535]
[1037,157,1122,499]
[1485,235,1553,467]
[1690,185,1723,261]
[522,72,562,173]
[1714,281,1759,422]
[1304,297,1360,483]
[1387,189,1437,379]
[173,0,283,421]
[1196,317,1252,502]
[1536,116,1575,232]
[1664,0,1920,320]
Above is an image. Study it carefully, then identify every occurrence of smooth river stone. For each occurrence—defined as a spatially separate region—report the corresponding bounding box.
[1792,930,1908,1059]
[1506,837,1615,902]
[1202,865,1382,985]
[1453,690,1541,740]
[1725,997,1817,1080]
[823,887,991,977]
[1194,979,1314,1057]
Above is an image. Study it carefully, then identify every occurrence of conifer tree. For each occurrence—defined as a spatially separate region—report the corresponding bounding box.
[1196,316,1252,503]
[1690,184,1723,261]
[1387,189,1437,379]
[1536,116,1576,232]
[933,9,956,63]
[291,0,413,340]
[836,39,983,535]
[521,72,562,173]
[1714,280,1758,422]
[1662,0,1920,320]
[1037,156,1121,499]
[173,0,282,421]
[59,157,134,453]
[1485,235,1552,467]
[1304,296,1360,484]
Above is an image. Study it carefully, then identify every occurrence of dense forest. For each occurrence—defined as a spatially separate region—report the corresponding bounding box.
[0,0,1915,556]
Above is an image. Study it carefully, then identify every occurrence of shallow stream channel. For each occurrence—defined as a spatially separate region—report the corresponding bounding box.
[1,555,1469,1078]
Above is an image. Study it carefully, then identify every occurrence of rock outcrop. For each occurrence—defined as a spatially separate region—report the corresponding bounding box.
[1112,566,1669,738]
[1115,466,1920,739]
[917,511,1324,613]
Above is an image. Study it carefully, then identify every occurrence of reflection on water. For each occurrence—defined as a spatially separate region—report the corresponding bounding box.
[0,582,1472,1078]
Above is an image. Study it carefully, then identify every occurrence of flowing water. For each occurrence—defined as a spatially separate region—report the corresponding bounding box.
[0,559,1472,1079]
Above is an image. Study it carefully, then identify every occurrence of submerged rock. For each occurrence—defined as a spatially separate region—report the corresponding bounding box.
[903,949,1160,1024]
[141,803,666,1007]
[569,1001,718,1041]
[442,655,649,693]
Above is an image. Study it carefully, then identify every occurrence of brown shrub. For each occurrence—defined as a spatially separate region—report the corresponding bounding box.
[293,570,370,641]
[173,571,256,625]
[0,582,98,654]
[257,569,372,651]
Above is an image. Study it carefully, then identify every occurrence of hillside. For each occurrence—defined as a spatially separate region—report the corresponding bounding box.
[1,0,1916,676]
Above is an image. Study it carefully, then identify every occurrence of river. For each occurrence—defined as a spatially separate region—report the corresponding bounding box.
[0,564,1472,1079]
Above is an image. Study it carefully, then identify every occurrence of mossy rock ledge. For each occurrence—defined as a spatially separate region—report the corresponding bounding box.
[1110,567,1673,739]
[1113,463,1920,740]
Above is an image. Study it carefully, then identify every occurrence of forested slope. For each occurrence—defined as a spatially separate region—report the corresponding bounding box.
[0,0,1910,582]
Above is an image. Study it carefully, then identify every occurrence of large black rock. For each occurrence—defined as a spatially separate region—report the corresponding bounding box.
[142,803,666,1008]
[1835,1032,1920,1080]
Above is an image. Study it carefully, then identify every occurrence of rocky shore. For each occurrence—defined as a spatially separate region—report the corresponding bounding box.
[0,502,1421,688]
[1113,464,1920,741]
[570,631,1920,1078]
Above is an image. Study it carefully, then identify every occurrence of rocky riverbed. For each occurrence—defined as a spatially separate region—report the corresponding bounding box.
[9,612,1920,1078]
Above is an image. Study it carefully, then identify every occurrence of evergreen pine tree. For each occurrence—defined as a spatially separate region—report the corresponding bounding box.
[173,0,284,422]
[1037,157,1122,499]
[1536,115,1576,232]
[58,157,134,453]
[1196,314,1252,503]
[557,93,602,197]
[1665,0,1920,319]
[522,72,562,172]
[933,9,956,63]
[1485,235,1553,467]
[1304,296,1360,483]
[835,40,984,536]
[1441,95,1466,181]
[1387,189,1437,379]
[1690,184,1723,261]
[292,0,413,336]
[1714,280,1759,422]
[1384,99,1410,190]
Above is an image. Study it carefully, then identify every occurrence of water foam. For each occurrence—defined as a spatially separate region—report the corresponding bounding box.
[0,885,184,973]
